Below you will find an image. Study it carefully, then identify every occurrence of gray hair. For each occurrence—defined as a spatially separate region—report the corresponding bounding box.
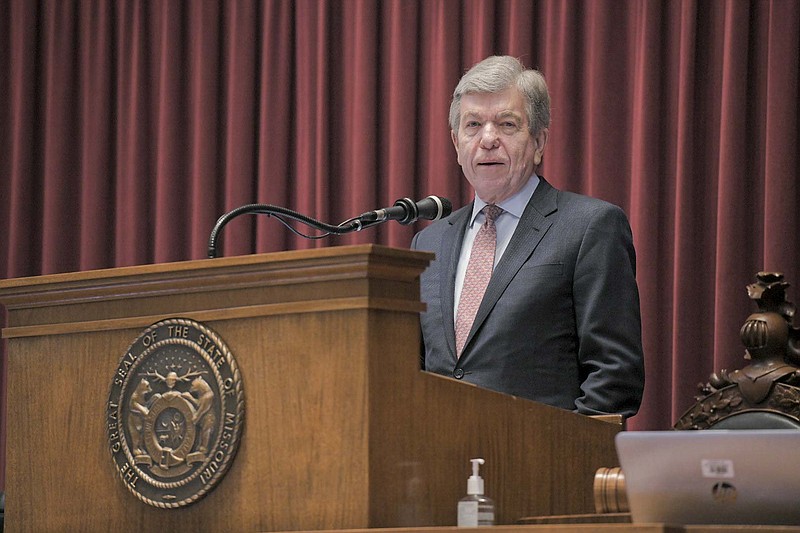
[448,56,551,135]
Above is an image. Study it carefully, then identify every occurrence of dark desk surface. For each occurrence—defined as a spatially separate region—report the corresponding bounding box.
[290,525,800,533]
[516,512,800,532]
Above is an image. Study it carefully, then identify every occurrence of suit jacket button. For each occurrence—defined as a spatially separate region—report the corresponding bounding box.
[453,368,464,379]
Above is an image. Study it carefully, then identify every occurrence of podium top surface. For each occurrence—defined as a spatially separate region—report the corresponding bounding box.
[0,244,433,337]
[0,244,434,293]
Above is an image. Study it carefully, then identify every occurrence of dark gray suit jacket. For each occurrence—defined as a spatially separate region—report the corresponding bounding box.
[410,177,644,417]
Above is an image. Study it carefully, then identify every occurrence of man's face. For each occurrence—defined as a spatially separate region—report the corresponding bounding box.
[452,87,547,204]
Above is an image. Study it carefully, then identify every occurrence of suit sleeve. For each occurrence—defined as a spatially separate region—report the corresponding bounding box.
[572,205,645,418]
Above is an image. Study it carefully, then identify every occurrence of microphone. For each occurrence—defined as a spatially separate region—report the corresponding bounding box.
[358,196,452,226]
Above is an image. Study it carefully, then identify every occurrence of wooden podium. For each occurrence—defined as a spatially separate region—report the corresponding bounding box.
[0,245,620,532]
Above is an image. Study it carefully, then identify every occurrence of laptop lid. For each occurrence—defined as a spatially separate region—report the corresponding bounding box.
[615,430,800,525]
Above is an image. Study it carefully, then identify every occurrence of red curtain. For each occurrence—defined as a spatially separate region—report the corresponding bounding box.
[1,0,799,490]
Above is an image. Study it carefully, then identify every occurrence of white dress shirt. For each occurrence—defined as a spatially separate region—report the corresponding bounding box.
[454,174,541,316]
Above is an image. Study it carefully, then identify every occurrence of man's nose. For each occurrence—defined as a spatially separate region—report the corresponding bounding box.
[479,124,499,148]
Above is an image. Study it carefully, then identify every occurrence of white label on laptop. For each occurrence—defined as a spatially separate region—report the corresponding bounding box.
[701,459,735,478]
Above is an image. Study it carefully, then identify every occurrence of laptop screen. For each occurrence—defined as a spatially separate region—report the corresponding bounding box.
[615,430,800,525]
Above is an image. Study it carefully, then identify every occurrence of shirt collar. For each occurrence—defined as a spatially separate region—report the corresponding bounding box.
[469,174,541,227]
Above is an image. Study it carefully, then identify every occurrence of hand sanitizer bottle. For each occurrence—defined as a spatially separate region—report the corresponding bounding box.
[457,458,495,526]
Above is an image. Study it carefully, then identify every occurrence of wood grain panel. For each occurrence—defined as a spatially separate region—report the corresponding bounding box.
[0,245,621,532]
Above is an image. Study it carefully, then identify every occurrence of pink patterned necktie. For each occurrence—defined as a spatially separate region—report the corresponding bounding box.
[455,204,503,357]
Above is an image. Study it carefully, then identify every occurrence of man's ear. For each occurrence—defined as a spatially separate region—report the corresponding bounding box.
[533,128,549,166]
[451,129,462,166]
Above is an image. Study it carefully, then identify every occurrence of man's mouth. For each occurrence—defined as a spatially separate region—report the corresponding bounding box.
[477,161,504,166]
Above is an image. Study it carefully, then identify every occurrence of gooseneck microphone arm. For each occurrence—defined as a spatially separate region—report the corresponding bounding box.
[207,204,360,259]
[207,195,452,258]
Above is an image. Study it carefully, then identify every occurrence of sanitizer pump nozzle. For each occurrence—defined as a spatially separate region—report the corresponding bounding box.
[457,458,495,526]
[467,458,485,495]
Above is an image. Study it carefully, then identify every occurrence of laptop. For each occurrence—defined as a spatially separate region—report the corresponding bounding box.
[615,430,800,525]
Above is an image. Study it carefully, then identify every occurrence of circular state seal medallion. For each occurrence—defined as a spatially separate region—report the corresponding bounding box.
[106,318,245,508]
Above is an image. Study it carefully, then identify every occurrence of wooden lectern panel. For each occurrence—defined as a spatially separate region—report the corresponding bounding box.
[0,245,620,532]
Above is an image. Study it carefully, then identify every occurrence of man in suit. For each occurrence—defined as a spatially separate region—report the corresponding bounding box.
[411,56,644,418]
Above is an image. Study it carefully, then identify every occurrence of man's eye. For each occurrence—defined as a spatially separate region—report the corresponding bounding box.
[465,121,480,128]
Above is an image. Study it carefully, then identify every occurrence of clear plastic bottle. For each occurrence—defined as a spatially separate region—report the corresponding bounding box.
[457,458,495,526]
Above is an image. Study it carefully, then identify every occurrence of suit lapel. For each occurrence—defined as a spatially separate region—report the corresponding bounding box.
[439,204,471,360]
[462,179,558,358]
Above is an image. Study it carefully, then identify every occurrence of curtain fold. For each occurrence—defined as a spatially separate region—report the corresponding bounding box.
[256,0,293,251]
[2,0,799,490]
